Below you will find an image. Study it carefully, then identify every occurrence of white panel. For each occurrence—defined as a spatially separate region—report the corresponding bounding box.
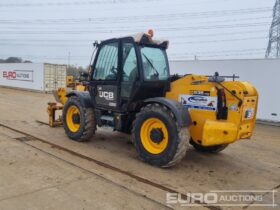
[0,63,44,91]
[169,59,280,122]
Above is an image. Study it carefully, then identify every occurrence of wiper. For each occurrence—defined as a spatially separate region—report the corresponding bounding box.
[142,53,159,76]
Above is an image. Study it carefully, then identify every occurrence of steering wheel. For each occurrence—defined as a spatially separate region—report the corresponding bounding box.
[110,66,118,75]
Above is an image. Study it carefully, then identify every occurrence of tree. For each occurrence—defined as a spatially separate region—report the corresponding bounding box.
[0,57,33,63]
[5,57,23,63]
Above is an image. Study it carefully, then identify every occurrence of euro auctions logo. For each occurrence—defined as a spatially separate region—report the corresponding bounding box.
[1,70,34,82]
[166,190,278,208]
[3,71,16,79]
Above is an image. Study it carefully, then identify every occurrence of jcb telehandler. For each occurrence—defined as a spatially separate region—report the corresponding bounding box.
[56,31,258,167]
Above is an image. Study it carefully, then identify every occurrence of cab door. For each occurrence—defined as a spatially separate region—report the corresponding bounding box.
[120,40,139,109]
[90,40,120,110]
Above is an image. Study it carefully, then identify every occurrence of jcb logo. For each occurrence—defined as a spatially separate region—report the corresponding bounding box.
[99,91,114,100]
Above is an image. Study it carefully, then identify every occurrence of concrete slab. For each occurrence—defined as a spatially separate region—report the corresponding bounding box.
[0,130,167,210]
[0,87,279,209]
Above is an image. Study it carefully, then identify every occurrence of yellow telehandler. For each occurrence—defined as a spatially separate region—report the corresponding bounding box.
[48,31,258,167]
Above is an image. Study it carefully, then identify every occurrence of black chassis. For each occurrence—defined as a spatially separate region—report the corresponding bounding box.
[67,36,191,133]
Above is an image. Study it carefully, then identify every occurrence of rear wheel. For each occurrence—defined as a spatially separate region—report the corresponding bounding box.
[190,139,228,153]
[63,96,96,141]
[132,103,189,167]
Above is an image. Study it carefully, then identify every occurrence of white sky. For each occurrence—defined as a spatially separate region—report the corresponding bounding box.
[0,0,276,67]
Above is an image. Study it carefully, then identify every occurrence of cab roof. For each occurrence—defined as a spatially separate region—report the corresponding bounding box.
[100,32,169,49]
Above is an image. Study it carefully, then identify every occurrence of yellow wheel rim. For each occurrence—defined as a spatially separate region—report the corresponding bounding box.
[66,105,80,132]
[140,118,168,154]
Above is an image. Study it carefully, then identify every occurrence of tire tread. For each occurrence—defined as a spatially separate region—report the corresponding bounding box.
[132,103,190,167]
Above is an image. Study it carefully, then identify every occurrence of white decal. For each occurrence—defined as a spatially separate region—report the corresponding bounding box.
[1,70,34,82]
[179,94,217,111]
[99,91,114,100]
[244,108,254,119]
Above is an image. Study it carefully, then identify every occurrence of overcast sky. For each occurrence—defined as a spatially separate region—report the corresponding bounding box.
[0,0,276,67]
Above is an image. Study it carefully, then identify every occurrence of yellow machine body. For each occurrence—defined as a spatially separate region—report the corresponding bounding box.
[66,75,74,87]
[48,74,258,148]
[47,75,87,127]
[165,74,258,146]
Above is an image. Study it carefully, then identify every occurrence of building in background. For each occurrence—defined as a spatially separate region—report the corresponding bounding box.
[0,63,66,92]
[169,58,280,122]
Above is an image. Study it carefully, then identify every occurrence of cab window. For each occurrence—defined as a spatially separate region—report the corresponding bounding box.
[140,47,169,81]
[93,42,118,80]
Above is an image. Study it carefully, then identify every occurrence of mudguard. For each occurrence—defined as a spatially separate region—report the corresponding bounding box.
[66,91,93,108]
[144,97,191,127]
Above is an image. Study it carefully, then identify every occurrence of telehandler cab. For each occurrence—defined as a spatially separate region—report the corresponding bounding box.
[56,31,258,167]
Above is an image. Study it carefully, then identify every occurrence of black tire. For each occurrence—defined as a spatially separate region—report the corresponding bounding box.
[63,96,96,142]
[190,139,228,153]
[132,103,190,167]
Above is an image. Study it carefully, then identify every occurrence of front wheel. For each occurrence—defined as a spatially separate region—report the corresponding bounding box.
[132,103,190,167]
[63,96,96,141]
[190,139,228,153]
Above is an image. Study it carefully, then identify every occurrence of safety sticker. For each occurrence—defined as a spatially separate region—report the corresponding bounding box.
[229,103,239,111]
[179,94,217,111]
[244,108,254,119]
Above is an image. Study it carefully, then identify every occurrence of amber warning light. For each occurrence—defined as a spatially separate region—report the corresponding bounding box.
[147,29,154,37]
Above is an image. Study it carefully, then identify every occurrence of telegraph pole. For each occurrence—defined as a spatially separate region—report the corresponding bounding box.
[266,0,280,58]
[68,52,71,67]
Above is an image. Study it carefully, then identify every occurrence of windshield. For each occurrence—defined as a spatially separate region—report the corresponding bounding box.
[140,46,169,80]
